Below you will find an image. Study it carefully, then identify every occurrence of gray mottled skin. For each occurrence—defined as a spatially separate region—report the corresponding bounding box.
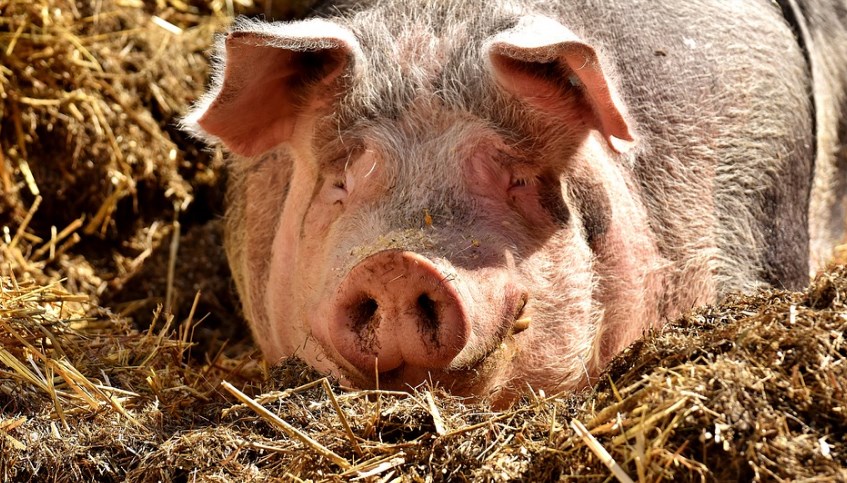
[190,0,847,403]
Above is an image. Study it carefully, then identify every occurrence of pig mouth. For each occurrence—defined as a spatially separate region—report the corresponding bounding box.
[335,330,517,399]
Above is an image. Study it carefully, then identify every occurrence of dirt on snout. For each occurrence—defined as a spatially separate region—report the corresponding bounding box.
[1,0,845,481]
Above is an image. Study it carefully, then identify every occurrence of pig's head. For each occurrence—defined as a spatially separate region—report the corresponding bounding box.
[184,6,665,406]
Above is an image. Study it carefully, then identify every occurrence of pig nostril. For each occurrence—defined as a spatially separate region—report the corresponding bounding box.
[350,297,379,329]
[416,293,439,330]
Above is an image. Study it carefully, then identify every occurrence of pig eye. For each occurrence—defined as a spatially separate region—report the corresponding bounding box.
[324,168,354,205]
[324,176,348,204]
[508,175,537,191]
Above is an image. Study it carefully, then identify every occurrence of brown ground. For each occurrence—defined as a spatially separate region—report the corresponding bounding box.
[1,1,845,481]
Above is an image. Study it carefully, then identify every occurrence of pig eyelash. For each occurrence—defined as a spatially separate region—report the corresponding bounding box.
[330,169,355,199]
[508,175,538,189]
[321,140,364,170]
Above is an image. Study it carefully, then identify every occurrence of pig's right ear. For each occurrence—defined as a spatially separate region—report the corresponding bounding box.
[485,16,635,153]
[182,19,363,157]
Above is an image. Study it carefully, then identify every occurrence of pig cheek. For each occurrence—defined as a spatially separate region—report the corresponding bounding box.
[279,194,351,371]
[264,210,306,361]
[264,179,338,365]
[508,231,599,394]
[276,153,385,376]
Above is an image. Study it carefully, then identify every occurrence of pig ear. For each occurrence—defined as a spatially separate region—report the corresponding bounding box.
[486,16,635,153]
[182,19,363,157]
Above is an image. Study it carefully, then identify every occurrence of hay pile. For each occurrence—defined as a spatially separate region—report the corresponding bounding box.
[2,254,846,481]
[0,0,301,354]
[1,0,845,481]
[0,0,231,320]
[0,0,223,239]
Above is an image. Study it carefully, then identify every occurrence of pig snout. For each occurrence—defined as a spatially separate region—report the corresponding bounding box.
[328,250,471,375]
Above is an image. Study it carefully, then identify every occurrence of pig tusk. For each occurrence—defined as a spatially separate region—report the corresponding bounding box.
[513,316,531,333]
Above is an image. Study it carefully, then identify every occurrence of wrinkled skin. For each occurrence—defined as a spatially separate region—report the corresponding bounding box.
[184,0,847,406]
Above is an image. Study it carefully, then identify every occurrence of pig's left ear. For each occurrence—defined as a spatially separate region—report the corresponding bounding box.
[182,19,362,157]
[486,16,635,153]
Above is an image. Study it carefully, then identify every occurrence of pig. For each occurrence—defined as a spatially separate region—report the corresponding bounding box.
[183,0,847,406]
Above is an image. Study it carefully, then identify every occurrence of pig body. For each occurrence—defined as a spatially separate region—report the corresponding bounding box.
[185,0,847,405]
